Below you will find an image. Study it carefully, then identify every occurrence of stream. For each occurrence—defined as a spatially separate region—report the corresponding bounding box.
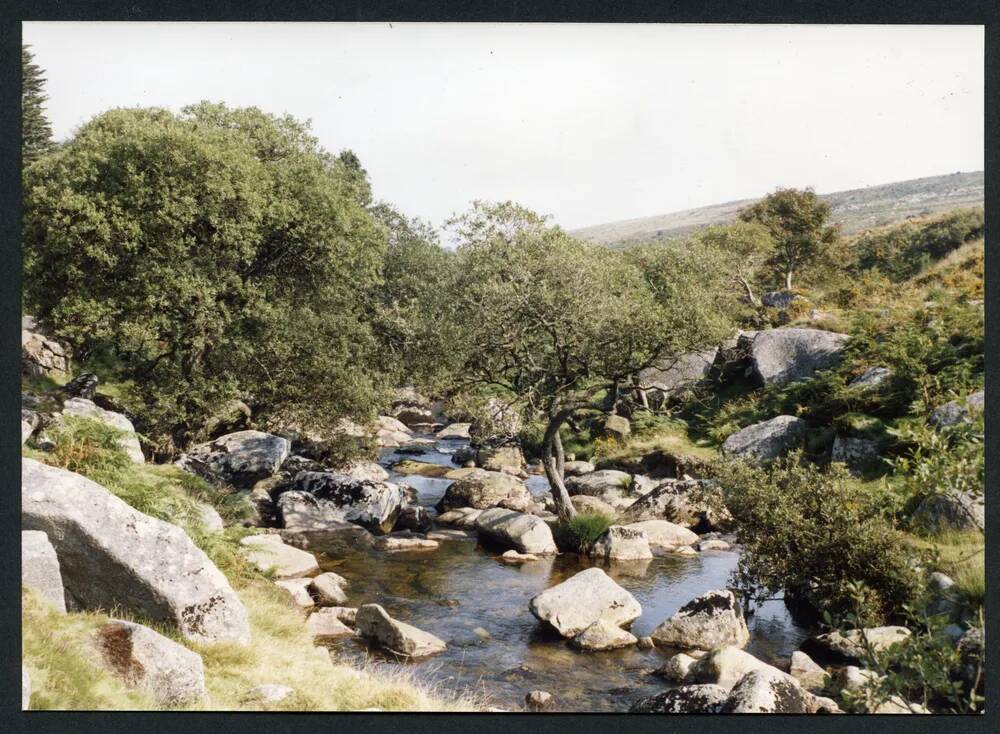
[313,435,811,712]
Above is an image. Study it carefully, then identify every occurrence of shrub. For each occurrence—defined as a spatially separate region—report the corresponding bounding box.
[552,512,616,553]
[712,453,924,623]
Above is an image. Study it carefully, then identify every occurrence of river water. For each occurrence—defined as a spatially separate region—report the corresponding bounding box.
[313,436,810,712]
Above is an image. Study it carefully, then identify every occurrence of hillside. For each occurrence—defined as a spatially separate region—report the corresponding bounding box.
[571,171,984,246]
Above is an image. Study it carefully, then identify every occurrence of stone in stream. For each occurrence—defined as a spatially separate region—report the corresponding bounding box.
[475,444,526,475]
[354,604,447,658]
[393,505,433,533]
[629,684,730,713]
[500,549,539,563]
[60,397,145,464]
[721,415,809,463]
[375,535,440,552]
[22,458,251,645]
[651,590,750,650]
[275,471,406,534]
[589,525,653,561]
[275,578,315,609]
[435,506,483,529]
[622,520,698,550]
[21,530,66,613]
[658,652,697,683]
[309,572,349,606]
[427,529,477,542]
[789,650,828,692]
[570,618,638,651]
[436,422,472,440]
[475,508,558,555]
[528,567,641,638]
[185,430,289,488]
[391,460,451,477]
[563,460,595,476]
[94,620,207,706]
[565,470,635,510]
[688,646,784,690]
[436,470,532,512]
[696,538,731,552]
[525,690,555,711]
[240,534,320,579]
[307,608,356,642]
[673,545,697,556]
[743,327,849,386]
[719,669,812,713]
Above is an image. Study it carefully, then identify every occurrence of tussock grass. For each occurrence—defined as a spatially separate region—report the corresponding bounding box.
[553,511,617,553]
[905,529,985,607]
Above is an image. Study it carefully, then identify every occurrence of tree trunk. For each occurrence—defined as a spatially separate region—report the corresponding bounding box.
[737,275,760,308]
[543,410,577,520]
[784,269,793,291]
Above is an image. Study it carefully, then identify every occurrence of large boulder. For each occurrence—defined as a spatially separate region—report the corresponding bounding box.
[688,646,781,690]
[21,530,66,612]
[187,430,290,489]
[629,684,729,713]
[94,620,206,706]
[911,491,984,533]
[636,349,718,398]
[528,567,641,638]
[619,479,724,530]
[22,320,71,376]
[60,397,144,464]
[565,470,636,509]
[719,669,812,713]
[590,525,652,561]
[22,458,251,645]
[240,534,319,579]
[622,520,698,549]
[475,508,557,555]
[275,471,405,534]
[436,470,532,513]
[745,328,849,386]
[355,603,446,658]
[929,390,984,429]
[721,415,808,463]
[650,589,750,650]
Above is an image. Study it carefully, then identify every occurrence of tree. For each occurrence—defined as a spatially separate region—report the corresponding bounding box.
[442,202,734,519]
[739,187,837,290]
[22,45,55,165]
[689,222,775,308]
[23,104,386,452]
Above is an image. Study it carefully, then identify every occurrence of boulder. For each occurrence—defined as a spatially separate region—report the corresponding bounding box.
[590,525,653,561]
[834,665,881,693]
[761,290,802,309]
[436,471,532,512]
[476,508,558,555]
[911,491,984,533]
[22,322,71,376]
[808,626,910,662]
[61,397,144,464]
[21,408,40,444]
[830,436,880,472]
[629,684,729,714]
[95,620,206,706]
[476,444,526,475]
[929,390,984,429]
[688,646,782,690]
[354,603,446,658]
[622,520,697,549]
[187,430,290,488]
[22,458,251,644]
[194,502,225,533]
[789,650,827,691]
[307,608,356,641]
[721,415,808,463]
[338,461,391,482]
[745,328,849,386]
[436,422,472,440]
[240,535,319,579]
[719,669,811,713]
[598,414,631,441]
[849,367,891,390]
[21,530,66,613]
[393,505,433,533]
[436,506,483,528]
[619,479,724,530]
[658,652,697,683]
[651,590,749,650]
[696,538,731,551]
[563,460,595,476]
[276,472,405,534]
[275,577,314,608]
[571,618,638,651]
[637,349,718,398]
[324,606,358,626]
[309,571,349,606]
[528,567,641,637]
[570,495,617,516]
[565,470,635,509]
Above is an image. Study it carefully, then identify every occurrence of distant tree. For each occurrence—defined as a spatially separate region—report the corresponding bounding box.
[689,221,775,308]
[22,45,55,165]
[442,202,734,519]
[739,187,837,290]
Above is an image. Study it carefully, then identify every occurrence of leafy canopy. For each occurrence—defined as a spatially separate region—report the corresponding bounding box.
[22,45,55,165]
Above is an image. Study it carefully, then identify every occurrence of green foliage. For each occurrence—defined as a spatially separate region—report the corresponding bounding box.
[552,512,616,553]
[22,46,55,166]
[688,221,775,307]
[42,416,134,485]
[852,208,984,282]
[23,103,388,453]
[739,187,837,290]
[712,454,923,623]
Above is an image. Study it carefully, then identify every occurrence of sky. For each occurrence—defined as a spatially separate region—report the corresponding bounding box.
[23,22,984,232]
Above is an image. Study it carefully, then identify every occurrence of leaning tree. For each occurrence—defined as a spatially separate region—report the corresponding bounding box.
[443,202,735,519]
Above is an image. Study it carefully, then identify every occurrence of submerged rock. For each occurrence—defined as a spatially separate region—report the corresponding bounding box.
[651,590,749,650]
[355,603,446,658]
[528,567,641,638]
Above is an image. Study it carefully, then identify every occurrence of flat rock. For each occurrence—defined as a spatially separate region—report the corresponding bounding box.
[308,572,349,606]
[528,567,641,638]
[476,508,558,554]
[623,520,697,549]
[427,529,477,542]
[23,458,251,644]
[391,460,451,477]
[501,549,540,563]
[21,530,66,613]
[375,536,439,551]
[571,618,638,651]
[307,608,356,641]
[355,603,446,658]
[240,534,319,579]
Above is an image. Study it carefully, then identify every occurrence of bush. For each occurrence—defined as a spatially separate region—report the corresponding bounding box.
[552,512,616,553]
[712,453,924,623]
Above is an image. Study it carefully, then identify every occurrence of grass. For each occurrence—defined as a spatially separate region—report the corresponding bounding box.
[905,529,986,608]
[552,511,617,553]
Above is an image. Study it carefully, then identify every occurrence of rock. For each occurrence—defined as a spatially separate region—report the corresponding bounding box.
[929,390,984,429]
[60,397,145,464]
[570,495,617,516]
[849,367,891,390]
[375,535,439,551]
[308,572,349,606]
[242,684,295,705]
[436,422,472,440]
[926,571,960,619]
[391,403,433,428]
[22,458,251,644]
[834,665,881,692]
[427,528,477,542]
[598,414,631,441]
[275,578,315,609]
[789,650,827,691]
[571,618,638,651]
[688,646,782,690]
[187,430,290,488]
[307,608,356,641]
[637,636,655,650]
[870,697,930,714]
[590,525,653,561]
[194,502,225,533]
[22,322,71,376]
[476,508,558,554]
[623,520,698,549]
[745,328,849,386]
[436,470,532,512]
[619,479,724,530]
[200,399,252,441]
[21,530,66,613]
[528,567,641,637]
[629,684,729,713]
[637,349,718,399]
[762,290,803,309]
[62,372,100,400]
[240,534,319,579]
[22,666,30,709]
[720,669,811,713]
[565,470,635,508]
[476,444,526,475]
[955,627,984,694]
[500,549,540,563]
[276,472,405,534]
[435,506,483,527]
[354,604,446,658]
[21,408,39,444]
[651,590,749,650]
[658,652,697,682]
[393,505,433,533]
[563,460,596,476]
[911,490,984,533]
[525,690,554,711]
[391,460,451,477]
[721,415,809,463]
[338,461,391,482]
[830,436,880,472]
[808,626,911,662]
[674,545,697,556]
[696,538,731,551]
[325,606,358,626]
[279,522,375,556]
[95,620,206,706]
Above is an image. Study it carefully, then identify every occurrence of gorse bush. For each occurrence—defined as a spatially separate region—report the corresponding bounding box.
[711,453,924,624]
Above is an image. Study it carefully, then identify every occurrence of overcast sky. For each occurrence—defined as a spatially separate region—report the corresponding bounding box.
[24,22,983,231]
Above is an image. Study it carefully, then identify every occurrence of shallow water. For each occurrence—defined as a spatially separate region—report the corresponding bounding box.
[315,439,811,712]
